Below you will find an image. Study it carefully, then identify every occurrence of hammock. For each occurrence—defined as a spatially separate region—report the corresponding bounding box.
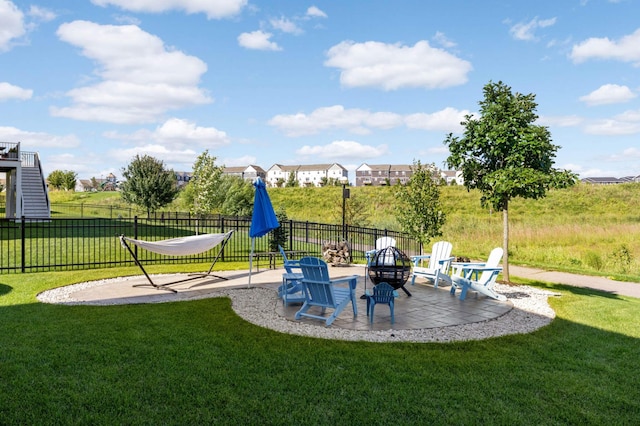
[121,233,231,256]
[119,231,234,293]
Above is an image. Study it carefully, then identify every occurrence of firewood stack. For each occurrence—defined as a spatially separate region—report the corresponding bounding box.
[322,240,351,266]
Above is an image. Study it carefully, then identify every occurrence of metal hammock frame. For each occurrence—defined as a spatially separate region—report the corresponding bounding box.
[119,231,234,293]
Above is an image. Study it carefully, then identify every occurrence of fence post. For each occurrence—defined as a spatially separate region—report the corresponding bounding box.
[20,217,26,273]
[288,220,294,250]
[133,216,139,259]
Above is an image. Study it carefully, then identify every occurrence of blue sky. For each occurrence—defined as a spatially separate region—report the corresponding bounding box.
[1,0,640,181]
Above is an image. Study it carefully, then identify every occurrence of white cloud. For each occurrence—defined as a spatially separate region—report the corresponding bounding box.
[269,105,403,136]
[269,105,467,136]
[306,6,327,18]
[27,5,56,22]
[613,108,640,122]
[579,84,636,106]
[432,31,456,48]
[0,0,26,51]
[608,147,640,161]
[296,140,389,160]
[109,144,199,167]
[570,28,640,65]
[221,155,257,167]
[509,17,557,41]
[104,118,230,149]
[0,125,80,148]
[270,16,302,35]
[324,40,472,90]
[0,82,32,100]
[238,30,282,51]
[583,119,640,135]
[404,107,470,132]
[51,21,211,124]
[91,0,247,19]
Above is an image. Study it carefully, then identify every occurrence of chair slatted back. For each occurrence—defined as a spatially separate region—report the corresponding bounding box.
[478,247,503,285]
[372,282,395,303]
[375,237,396,250]
[428,241,453,272]
[299,257,337,308]
[279,245,301,274]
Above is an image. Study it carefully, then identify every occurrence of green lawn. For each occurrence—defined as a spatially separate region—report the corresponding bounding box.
[0,266,639,424]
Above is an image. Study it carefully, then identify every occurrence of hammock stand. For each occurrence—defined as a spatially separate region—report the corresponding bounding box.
[119,231,234,293]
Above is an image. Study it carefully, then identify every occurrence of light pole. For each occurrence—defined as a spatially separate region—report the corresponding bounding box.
[339,176,350,240]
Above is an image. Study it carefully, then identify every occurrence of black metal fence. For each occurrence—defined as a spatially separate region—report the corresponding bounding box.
[0,214,421,274]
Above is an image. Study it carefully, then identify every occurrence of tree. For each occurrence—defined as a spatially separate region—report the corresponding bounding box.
[47,170,65,190]
[120,154,179,217]
[62,170,77,191]
[47,170,76,191]
[394,160,446,249]
[269,210,289,252]
[333,191,370,228]
[285,171,298,188]
[218,176,254,216]
[445,81,577,281]
[189,150,223,215]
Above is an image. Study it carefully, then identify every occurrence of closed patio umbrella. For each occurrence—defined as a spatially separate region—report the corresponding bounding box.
[248,177,279,286]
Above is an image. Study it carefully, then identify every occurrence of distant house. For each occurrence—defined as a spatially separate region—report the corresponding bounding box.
[581,177,623,185]
[266,164,299,187]
[619,175,640,183]
[75,173,118,192]
[440,170,464,185]
[75,179,95,192]
[356,164,414,186]
[266,164,347,187]
[296,163,347,187]
[174,171,192,188]
[223,165,266,182]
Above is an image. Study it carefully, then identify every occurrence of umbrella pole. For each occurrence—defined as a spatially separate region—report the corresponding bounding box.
[248,238,255,288]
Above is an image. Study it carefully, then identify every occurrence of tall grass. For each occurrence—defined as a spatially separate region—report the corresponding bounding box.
[50,182,640,281]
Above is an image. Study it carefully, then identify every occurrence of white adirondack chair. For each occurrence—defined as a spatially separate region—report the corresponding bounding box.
[410,241,454,288]
[365,237,397,266]
[449,247,506,301]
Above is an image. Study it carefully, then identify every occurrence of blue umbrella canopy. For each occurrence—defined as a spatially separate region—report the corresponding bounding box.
[250,177,279,238]
[248,178,279,286]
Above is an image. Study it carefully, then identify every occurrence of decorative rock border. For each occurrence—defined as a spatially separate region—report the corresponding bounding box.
[37,279,558,343]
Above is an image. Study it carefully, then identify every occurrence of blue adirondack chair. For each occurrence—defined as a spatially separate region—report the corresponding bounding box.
[278,245,305,306]
[367,282,397,324]
[295,257,359,326]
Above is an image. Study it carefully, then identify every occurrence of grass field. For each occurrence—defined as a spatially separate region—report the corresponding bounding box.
[0,265,639,424]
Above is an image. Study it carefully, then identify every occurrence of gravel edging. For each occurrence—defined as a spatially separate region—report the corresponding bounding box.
[37,280,558,343]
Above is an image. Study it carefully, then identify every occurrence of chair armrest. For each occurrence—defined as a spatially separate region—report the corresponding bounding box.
[461,266,502,280]
[330,275,359,290]
[410,254,431,266]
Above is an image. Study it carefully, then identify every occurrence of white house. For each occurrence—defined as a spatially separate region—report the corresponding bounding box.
[266,163,347,187]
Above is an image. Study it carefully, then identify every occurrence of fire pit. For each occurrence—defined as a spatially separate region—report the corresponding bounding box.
[367,246,413,296]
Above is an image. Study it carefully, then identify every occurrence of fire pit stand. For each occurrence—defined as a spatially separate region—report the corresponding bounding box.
[367,246,413,297]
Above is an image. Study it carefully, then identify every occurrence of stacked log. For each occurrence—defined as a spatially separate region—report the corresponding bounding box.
[322,240,351,266]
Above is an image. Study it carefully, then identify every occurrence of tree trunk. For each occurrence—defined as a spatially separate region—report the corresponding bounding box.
[502,204,510,283]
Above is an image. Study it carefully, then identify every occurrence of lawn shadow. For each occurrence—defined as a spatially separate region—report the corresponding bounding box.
[510,278,625,301]
[0,283,13,296]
